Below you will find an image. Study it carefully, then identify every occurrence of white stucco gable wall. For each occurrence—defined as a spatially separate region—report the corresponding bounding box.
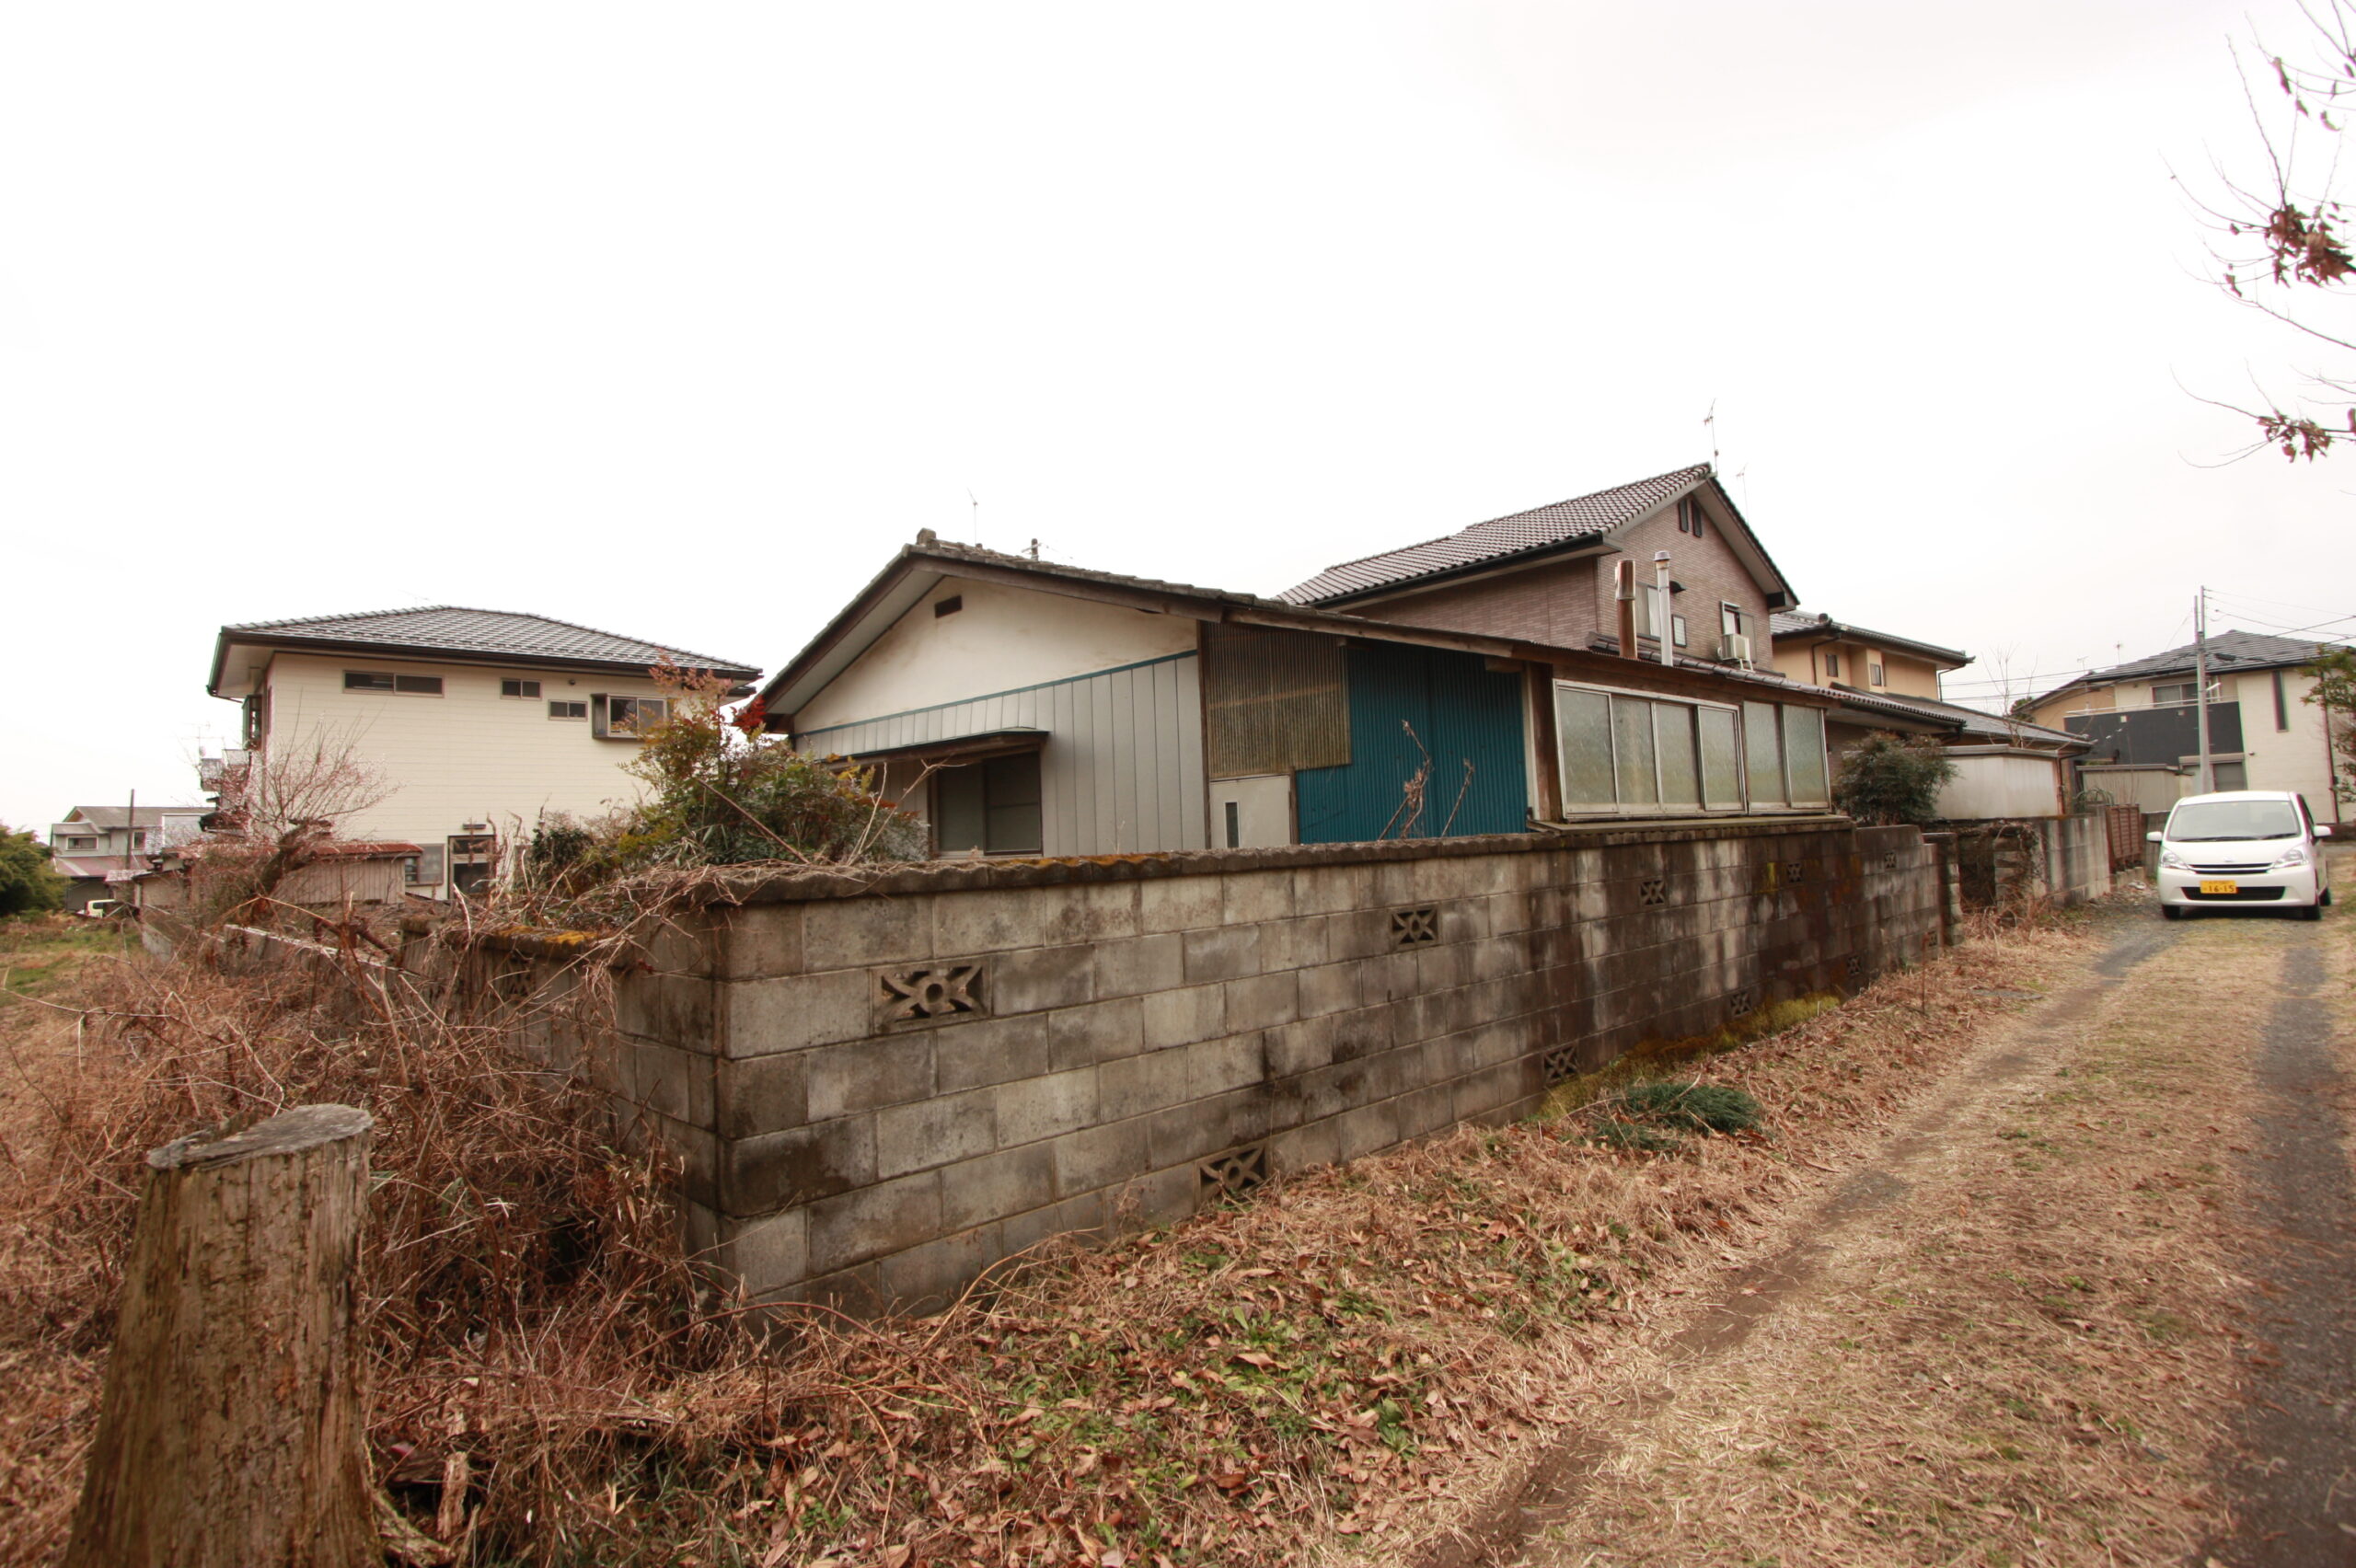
[792,575,1200,732]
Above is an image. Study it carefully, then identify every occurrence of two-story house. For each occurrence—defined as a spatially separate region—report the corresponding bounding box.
[206,607,760,896]
[758,465,1848,855]
[46,805,209,911]
[2024,630,2345,819]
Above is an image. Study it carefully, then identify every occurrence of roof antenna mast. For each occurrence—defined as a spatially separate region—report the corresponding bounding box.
[966,489,978,544]
[1705,399,1719,472]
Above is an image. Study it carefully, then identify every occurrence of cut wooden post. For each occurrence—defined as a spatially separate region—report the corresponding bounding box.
[65,1103,378,1568]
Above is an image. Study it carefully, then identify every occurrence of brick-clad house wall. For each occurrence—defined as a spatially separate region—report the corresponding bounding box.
[561,817,1948,1316]
[1333,501,1773,656]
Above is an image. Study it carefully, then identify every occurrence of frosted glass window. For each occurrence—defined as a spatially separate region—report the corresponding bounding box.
[1783,706,1830,805]
[1612,698,1658,804]
[1744,701,1784,803]
[1698,707,1740,808]
[1656,703,1700,805]
[1554,686,1616,808]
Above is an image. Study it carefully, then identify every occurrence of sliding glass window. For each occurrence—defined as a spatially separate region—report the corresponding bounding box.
[1557,683,1827,816]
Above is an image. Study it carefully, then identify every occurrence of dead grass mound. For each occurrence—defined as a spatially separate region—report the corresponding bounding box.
[0,913,2090,1567]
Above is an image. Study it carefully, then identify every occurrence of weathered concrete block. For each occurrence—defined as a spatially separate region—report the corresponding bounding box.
[941,1143,1057,1230]
[722,1115,877,1214]
[1332,1098,1402,1162]
[1256,917,1328,971]
[1182,923,1262,984]
[1055,1118,1155,1194]
[617,971,718,1045]
[1142,984,1224,1048]
[1148,1086,1271,1169]
[993,1066,1100,1147]
[1292,862,1373,917]
[1268,1117,1340,1176]
[717,1052,807,1139]
[1222,971,1299,1032]
[1139,875,1222,933]
[803,895,930,971]
[805,1170,944,1274]
[1048,996,1146,1069]
[724,1209,807,1296]
[643,1108,720,1208]
[619,1039,716,1129]
[1222,870,1294,925]
[991,944,1095,1015]
[805,1033,936,1119]
[1068,882,1143,941]
[934,886,1073,955]
[723,969,872,1058]
[877,1225,1002,1314]
[1098,1046,1194,1122]
[875,1088,996,1179]
[933,1014,1058,1093]
[1118,1162,1199,1229]
[1184,1032,1266,1099]
[1003,1192,1106,1255]
[1092,933,1184,999]
[709,905,803,980]
[1414,941,1474,992]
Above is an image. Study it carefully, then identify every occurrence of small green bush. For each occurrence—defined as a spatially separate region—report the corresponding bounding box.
[1608,1080,1763,1135]
[1833,731,1958,826]
[0,824,66,917]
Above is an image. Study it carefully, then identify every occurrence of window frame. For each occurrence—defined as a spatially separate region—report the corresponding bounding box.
[501,678,543,699]
[548,699,589,721]
[343,670,396,693]
[1553,678,1750,818]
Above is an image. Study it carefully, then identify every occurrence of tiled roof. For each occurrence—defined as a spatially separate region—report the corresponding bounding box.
[2084,629,2329,682]
[1280,465,1712,605]
[59,805,208,830]
[1828,686,2080,747]
[1768,611,1970,666]
[221,606,757,676]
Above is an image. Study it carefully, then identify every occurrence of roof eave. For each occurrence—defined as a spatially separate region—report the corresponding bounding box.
[1300,532,1619,609]
[209,629,756,696]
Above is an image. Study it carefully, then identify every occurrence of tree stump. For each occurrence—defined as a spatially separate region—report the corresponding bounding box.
[65,1103,378,1568]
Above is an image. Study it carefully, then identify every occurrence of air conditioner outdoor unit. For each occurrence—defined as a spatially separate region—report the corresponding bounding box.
[1718,634,1753,664]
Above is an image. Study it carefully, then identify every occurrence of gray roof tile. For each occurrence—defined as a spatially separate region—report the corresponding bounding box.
[1281,465,1711,605]
[2084,629,2329,682]
[222,605,757,676]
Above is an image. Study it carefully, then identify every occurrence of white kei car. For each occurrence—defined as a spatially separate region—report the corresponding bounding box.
[2148,790,2335,921]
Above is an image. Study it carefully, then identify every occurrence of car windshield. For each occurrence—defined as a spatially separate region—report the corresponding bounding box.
[2166,799,2303,842]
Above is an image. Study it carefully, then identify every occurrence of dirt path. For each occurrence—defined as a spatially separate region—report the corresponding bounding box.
[1416,882,2356,1567]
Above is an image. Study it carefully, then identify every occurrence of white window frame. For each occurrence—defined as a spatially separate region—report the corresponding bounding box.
[1553,678,1748,818]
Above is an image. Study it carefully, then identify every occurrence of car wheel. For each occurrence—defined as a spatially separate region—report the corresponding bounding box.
[2325,888,2336,906]
[2162,905,2184,921]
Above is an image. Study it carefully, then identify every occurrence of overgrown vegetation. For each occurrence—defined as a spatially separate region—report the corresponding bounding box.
[2303,644,2356,803]
[503,665,926,924]
[0,824,65,917]
[1832,730,1958,826]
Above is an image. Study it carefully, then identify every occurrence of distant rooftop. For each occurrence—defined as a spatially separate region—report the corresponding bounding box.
[2081,629,2329,683]
[1281,465,1715,605]
[212,605,758,694]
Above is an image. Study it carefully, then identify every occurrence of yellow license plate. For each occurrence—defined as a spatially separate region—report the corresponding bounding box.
[2199,880,2238,895]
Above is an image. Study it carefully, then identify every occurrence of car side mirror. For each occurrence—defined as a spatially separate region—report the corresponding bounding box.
[2319,824,2335,838]
[2145,831,2164,843]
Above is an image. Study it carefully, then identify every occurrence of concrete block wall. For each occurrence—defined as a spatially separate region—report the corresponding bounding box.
[599,817,1946,1314]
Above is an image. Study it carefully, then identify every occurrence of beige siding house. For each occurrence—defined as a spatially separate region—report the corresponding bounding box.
[2023,630,2344,821]
[206,607,759,897]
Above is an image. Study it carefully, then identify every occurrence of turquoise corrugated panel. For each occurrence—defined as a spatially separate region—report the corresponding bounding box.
[1295,644,1527,844]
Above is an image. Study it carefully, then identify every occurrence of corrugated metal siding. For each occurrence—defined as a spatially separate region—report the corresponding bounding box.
[1295,644,1528,843]
[796,654,1206,856]
[1201,624,1350,778]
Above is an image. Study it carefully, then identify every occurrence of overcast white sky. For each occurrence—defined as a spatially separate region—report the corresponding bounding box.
[7,0,2353,830]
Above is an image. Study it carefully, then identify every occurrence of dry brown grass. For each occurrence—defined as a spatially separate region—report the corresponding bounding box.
[0,909,2107,1568]
[1475,917,2269,1567]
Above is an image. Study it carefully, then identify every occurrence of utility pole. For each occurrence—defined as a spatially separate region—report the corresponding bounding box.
[123,788,136,882]
[2193,589,2214,793]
